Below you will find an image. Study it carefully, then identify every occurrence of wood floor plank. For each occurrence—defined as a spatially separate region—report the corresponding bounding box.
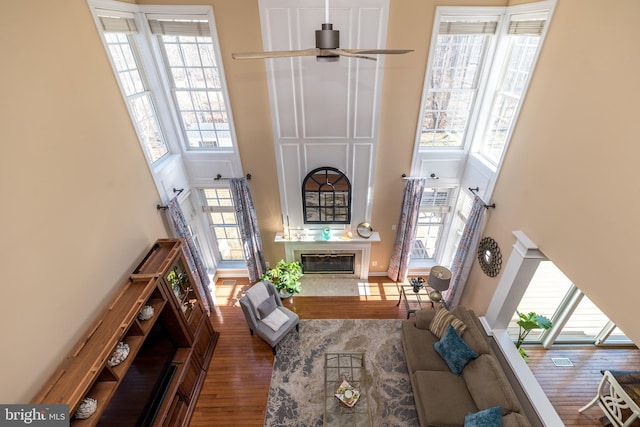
[189,277,640,427]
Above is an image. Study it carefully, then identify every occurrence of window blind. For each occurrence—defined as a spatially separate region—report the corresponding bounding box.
[148,20,211,37]
[99,16,137,33]
[439,21,497,35]
[508,19,546,36]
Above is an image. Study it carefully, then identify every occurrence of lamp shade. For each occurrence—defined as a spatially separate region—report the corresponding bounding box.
[428,266,451,291]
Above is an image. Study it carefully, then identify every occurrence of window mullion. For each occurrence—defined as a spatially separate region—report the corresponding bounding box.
[540,285,584,348]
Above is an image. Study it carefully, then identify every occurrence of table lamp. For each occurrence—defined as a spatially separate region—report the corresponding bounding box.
[428,266,451,303]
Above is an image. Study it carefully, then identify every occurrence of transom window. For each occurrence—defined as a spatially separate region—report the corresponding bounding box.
[419,20,496,148]
[478,21,545,164]
[101,20,168,164]
[90,2,236,159]
[150,20,232,149]
[418,6,551,164]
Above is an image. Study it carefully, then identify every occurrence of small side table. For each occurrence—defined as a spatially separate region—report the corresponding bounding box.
[396,285,433,319]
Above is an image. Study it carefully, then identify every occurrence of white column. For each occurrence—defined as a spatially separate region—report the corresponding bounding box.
[479,231,562,426]
[484,231,546,330]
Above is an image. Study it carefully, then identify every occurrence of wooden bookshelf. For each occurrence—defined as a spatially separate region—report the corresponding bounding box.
[32,238,218,427]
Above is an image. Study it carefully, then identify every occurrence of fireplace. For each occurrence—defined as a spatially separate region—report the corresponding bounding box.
[301,253,355,274]
[292,248,363,278]
[277,232,379,279]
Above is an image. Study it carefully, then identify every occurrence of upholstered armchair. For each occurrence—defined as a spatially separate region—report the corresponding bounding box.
[239,280,299,355]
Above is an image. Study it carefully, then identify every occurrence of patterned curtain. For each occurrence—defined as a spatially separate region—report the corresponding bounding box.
[166,197,214,315]
[230,177,267,283]
[387,178,426,282]
[443,194,486,308]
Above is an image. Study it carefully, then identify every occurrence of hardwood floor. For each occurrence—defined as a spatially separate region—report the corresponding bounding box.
[189,277,639,427]
[526,346,640,426]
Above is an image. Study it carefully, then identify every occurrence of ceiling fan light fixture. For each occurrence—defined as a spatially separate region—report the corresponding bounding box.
[315,23,339,62]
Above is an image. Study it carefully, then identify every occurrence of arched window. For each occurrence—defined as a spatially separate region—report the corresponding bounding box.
[302,167,351,224]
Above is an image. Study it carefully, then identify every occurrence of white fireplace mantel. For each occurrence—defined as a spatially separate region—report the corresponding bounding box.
[274,231,380,279]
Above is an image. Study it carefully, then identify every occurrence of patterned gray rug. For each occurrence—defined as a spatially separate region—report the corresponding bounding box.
[264,319,419,426]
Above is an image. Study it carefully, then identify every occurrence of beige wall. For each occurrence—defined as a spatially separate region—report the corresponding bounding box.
[0,1,168,402]
[461,0,640,344]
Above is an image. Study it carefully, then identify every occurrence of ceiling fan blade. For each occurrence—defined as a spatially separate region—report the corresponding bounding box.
[232,48,319,60]
[341,49,414,55]
[333,49,377,61]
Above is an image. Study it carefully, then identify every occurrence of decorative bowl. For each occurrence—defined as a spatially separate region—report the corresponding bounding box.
[107,342,130,367]
[138,305,154,321]
[75,397,97,419]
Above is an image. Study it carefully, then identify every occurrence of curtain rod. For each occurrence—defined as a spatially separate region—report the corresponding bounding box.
[469,187,496,209]
[156,188,184,211]
[401,173,440,180]
[214,173,252,181]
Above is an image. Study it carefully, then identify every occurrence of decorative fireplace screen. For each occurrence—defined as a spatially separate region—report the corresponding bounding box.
[301,253,355,274]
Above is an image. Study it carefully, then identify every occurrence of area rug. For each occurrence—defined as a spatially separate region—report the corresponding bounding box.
[297,276,370,296]
[264,319,419,426]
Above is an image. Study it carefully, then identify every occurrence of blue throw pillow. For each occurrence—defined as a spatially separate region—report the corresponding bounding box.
[464,406,502,426]
[433,324,478,375]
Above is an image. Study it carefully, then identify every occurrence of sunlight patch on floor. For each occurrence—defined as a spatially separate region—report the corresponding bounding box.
[357,281,371,296]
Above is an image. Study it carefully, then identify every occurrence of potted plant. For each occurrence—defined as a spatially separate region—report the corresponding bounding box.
[515,311,552,359]
[261,259,304,298]
[409,276,425,293]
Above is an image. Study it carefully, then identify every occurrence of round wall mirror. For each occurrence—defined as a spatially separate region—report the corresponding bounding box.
[477,237,502,277]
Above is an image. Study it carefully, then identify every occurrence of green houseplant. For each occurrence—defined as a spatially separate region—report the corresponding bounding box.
[515,311,552,359]
[261,259,304,297]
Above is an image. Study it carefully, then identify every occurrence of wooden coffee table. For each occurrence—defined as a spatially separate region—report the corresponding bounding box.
[324,352,371,426]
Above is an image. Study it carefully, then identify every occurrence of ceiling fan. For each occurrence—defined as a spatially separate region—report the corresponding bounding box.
[232,0,413,62]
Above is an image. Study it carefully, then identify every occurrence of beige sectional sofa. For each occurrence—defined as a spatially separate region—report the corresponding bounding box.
[401,306,532,427]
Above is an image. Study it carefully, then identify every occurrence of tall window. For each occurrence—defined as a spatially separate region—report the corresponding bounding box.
[90,3,236,159]
[477,18,547,165]
[200,188,244,262]
[412,2,553,264]
[100,17,168,164]
[91,2,240,268]
[150,19,232,149]
[440,190,473,267]
[419,6,551,162]
[412,187,455,261]
[419,19,497,148]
